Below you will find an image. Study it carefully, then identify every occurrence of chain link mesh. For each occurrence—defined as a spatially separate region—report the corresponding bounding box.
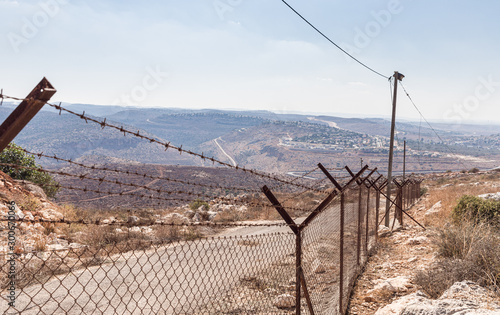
[1,157,421,315]
[2,225,298,314]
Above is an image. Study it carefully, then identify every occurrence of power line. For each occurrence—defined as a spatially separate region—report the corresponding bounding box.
[399,82,471,171]
[280,0,389,79]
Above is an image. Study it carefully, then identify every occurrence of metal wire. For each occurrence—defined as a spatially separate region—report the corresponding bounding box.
[12,145,263,194]
[0,94,324,193]
[1,171,423,314]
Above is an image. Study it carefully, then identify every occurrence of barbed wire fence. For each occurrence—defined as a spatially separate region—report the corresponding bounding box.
[0,92,424,314]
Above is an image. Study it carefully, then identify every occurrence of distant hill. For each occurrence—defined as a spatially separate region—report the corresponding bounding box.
[2,103,500,174]
[0,107,197,168]
[107,110,268,148]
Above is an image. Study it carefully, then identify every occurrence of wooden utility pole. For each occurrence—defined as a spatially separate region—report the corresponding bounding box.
[0,78,56,152]
[385,71,404,227]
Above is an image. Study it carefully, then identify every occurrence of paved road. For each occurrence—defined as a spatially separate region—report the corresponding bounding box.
[2,223,294,314]
[2,197,379,314]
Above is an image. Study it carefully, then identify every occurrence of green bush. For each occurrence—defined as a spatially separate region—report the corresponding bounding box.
[452,195,500,225]
[469,167,480,173]
[0,143,59,198]
[189,199,209,211]
[420,187,428,196]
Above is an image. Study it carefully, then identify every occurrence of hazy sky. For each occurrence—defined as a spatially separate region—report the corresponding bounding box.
[1,0,500,124]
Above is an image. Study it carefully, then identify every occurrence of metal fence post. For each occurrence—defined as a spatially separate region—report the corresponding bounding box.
[296,232,302,315]
[412,182,415,204]
[375,187,380,241]
[397,186,403,225]
[357,185,362,267]
[0,78,56,152]
[403,182,409,209]
[418,182,420,200]
[339,192,345,314]
[365,186,370,255]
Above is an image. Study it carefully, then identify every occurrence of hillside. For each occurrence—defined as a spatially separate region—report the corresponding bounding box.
[3,103,500,175]
[53,156,300,210]
[0,106,197,168]
[0,170,68,255]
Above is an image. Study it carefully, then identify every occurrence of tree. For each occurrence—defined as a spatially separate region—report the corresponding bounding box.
[0,143,59,198]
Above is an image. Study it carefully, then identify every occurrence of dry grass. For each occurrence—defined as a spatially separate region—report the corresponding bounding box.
[41,222,56,236]
[34,236,47,252]
[154,225,181,243]
[414,172,500,297]
[0,254,72,290]
[415,220,500,297]
[18,195,42,213]
[423,175,500,227]
[58,204,79,220]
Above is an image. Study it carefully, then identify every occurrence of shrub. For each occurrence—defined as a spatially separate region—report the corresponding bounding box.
[82,226,123,247]
[190,199,209,211]
[420,187,428,196]
[469,167,480,173]
[0,143,59,198]
[415,220,500,297]
[452,195,500,225]
[415,259,477,298]
[34,236,47,252]
[154,225,181,243]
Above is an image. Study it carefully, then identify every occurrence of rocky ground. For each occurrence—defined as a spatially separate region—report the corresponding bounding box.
[348,170,500,315]
[0,171,72,254]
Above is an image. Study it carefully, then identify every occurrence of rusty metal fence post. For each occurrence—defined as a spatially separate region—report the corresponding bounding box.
[397,185,403,225]
[365,186,370,255]
[296,230,302,314]
[356,185,362,267]
[0,78,56,152]
[339,192,345,315]
[375,188,380,241]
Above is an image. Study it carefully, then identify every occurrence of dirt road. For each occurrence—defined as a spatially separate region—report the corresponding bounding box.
[213,137,237,167]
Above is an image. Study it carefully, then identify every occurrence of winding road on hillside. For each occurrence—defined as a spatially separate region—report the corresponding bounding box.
[213,137,237,167]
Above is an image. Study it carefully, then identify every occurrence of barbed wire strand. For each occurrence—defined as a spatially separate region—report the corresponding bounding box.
[10,145,263,194]
[0,162,310,213]
[1,94,325,193]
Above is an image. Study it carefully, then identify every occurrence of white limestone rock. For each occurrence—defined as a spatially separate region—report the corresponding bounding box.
[273,294,295,309]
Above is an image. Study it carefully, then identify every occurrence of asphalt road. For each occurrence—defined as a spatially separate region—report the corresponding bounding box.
[2,198,379,314]
[2,223,295,314]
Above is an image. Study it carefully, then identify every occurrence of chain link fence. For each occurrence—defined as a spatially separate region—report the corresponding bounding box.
[1,166,422,314]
